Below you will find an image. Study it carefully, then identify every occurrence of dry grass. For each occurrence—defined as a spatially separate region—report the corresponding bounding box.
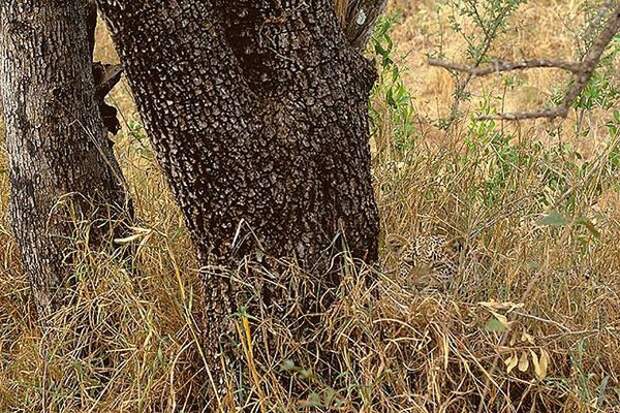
[1,1,619,412]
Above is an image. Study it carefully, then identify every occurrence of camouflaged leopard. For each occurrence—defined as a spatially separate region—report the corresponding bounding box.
[398,235,464,290]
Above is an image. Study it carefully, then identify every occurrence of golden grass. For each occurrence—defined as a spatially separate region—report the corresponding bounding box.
[0,1,619,411]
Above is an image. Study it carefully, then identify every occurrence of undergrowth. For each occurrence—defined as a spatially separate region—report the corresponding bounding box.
[0,1,619,412]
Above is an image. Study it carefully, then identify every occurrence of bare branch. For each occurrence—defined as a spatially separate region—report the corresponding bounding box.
[428,58,582,76]
[430,2,620,121]
[561,2,620,110]
[477,107,568,121]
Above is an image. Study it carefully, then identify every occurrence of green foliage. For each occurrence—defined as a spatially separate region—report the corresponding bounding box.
[574,33,620,112]
[370,13,416,153]
[444,0,526,63]
[548,31,620,117]
[538,210,568,227]
[436,0,618,127]
[573,67,619,112]
[432,0,527,125]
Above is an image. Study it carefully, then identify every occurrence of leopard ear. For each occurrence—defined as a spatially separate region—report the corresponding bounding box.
[385,233,409,252]
[447,237,466,253]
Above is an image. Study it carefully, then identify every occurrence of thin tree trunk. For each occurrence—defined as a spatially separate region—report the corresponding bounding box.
[0,1,129,315]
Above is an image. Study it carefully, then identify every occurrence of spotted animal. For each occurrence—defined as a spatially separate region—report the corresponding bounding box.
[398,235,463,290]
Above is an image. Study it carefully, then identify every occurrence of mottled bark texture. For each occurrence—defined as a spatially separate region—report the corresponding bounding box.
[95,0,381,397]
[97,0,379,262]
[0,0,129,315]
[96,2,381,263]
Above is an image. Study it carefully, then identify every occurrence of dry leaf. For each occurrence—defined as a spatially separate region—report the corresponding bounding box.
[479,300,525,311]
[539,349,551,378]
[442,335,449,370]
[530,348,550,380]
[505,353,519,373]
[530,350,541,377]
[521,332,535,345]
[509,333,517,347]
[518,350,529,372]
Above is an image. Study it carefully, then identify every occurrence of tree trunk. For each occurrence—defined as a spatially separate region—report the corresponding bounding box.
[0,0,129,315]
[96,0,379,264]
[95,0,381,397]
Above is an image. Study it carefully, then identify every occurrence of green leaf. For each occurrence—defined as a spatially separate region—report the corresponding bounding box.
[301,392,322,408]
[281,359,295,371]
[539,210,567,227]
[485,317,508,333]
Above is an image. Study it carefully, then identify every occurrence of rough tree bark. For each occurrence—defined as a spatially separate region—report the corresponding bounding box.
[95,0,383,398]
[96,0,380,264]
[0,0,129,315]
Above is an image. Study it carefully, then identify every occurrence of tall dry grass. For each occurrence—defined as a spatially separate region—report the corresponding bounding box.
[0,0,619,412]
